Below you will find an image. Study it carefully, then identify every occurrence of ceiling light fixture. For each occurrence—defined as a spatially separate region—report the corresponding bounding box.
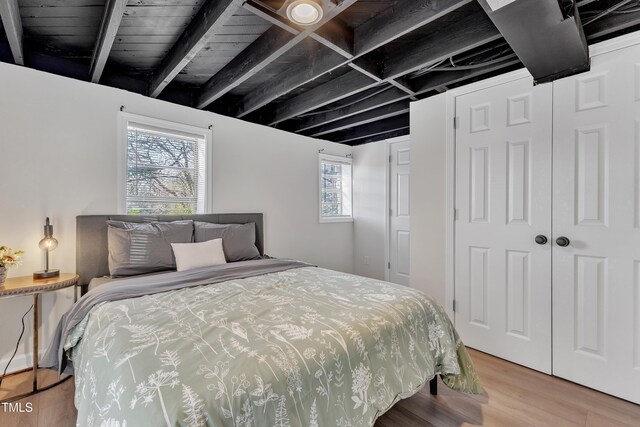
[286,0,324,26]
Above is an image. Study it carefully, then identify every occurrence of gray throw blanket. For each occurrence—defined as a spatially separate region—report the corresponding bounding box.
[41,258,311,374]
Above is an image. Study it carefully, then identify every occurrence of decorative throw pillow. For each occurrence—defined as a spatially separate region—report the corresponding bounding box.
[107,220,194,276]
[194,222,261,262]
[171,238,227,272]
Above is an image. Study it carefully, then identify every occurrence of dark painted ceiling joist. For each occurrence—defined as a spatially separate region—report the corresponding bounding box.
[324,114,410,144]
[354,0,474,55]
[290,86,410,133]
[196,0,359,110]
[350,128,410,146]
[478,0,589,83]
[149,0,244,97]
[307,100,410,137]
[264,11,501,126]
[382,12,501,80]
[233,0,471,118]
[90,0,127,83]
[586,8,640,40]
[0,0,24,66]
[292,56,521,136]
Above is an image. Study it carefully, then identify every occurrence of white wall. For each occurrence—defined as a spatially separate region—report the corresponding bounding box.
[0,62,353,371]
[352,140,387,280]
[409,94,449,305]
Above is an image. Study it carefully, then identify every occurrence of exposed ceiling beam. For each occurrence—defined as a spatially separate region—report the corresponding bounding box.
[0,0,24,65]
[196,0,358,109]
[263,11,500,126]
[307,101,410,137]
[410,55,520,93]
[90,0,127,83]
[324,114,410,144]
[234,0,464,117]
[149,0,244,97]
[382,12,501,80]
[289,56,520,133]
[354,0,473,55]
[289,86,409,133]
[264,70,381,125]
[350,128,410,146]
[585,9,640,40]
[477,0,589,83]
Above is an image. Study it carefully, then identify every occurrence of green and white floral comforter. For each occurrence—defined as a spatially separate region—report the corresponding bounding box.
[64,265,482,426]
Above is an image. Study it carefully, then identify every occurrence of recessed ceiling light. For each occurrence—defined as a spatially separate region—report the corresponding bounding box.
[286,0,323,26]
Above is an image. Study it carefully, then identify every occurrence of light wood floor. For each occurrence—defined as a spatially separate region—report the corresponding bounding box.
[1,349,639,426]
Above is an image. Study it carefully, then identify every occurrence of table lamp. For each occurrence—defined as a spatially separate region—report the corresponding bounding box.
[33,217,59,279]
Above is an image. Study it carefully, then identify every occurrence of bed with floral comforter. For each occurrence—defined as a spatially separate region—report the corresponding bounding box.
[43,259,482,427]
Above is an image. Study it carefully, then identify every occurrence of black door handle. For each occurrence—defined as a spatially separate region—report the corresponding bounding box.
[556,236,570,247]
[535,235,548,245]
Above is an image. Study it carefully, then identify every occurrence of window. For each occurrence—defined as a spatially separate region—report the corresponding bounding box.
[319,154,353,222]
[120,114,212,215]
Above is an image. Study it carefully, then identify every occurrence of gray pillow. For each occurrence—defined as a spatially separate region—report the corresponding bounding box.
[194,222,261,262]
[107,220,194,276]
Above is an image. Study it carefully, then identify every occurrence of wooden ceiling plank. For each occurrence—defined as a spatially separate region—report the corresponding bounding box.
[0,0,24,65]
[197,0,359,109]
[354,0,473,56]
[308,100,410,137]
[149,0,244,97]
[90,0,127,83]
[324,114,410,144]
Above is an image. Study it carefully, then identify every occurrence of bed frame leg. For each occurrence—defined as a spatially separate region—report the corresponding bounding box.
[429,377,438,396]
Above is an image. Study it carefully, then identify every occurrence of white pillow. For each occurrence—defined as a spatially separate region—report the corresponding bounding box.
[171,238,227,272]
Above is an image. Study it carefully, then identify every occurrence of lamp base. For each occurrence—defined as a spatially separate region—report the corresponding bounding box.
[33,270,60,280]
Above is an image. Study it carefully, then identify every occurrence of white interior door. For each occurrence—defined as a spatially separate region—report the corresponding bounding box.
[389,139,410,285]
[552,44,640,404]
[454,77,553,373]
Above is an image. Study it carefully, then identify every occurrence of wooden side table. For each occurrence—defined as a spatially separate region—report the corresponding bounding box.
[0,273,78,402]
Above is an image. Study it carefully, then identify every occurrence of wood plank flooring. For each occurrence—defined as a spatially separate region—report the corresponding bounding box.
[1,349,638,426]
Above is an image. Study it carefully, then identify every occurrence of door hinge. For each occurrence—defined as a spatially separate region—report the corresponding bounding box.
[389,154,392,163]
[453,116,459,129]
[454,208,458,221]
[388,262,391,269]
[453,300,456,312]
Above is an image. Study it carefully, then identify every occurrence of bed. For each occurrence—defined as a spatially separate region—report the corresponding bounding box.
[42,214,482,427]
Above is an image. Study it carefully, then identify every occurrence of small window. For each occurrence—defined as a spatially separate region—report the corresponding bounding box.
[121,114,211,215]
[319,154,353,223]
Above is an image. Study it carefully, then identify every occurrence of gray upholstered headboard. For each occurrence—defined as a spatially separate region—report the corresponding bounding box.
[76,214,264,286]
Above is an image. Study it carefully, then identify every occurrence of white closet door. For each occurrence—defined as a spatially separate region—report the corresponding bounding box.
[389,139,411,285]
[552,44,640,404]
[455,77,553,373]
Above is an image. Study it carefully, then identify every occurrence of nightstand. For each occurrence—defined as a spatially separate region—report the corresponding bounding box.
[0,274,79,402]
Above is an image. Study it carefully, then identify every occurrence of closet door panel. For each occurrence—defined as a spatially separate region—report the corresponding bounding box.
[455,77,553,373]
[553,43,640,404]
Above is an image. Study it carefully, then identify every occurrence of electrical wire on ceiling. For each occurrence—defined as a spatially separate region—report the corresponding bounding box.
[581,0,640,25]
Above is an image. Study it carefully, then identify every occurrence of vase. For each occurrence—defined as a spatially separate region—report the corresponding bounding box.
[0,267,6,286]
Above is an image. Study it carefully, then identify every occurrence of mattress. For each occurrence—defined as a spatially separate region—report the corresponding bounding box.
[44,259,482,426]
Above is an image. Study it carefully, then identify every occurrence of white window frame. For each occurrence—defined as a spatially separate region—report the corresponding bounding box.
[118,112,213,215]
[318,153,353,223]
